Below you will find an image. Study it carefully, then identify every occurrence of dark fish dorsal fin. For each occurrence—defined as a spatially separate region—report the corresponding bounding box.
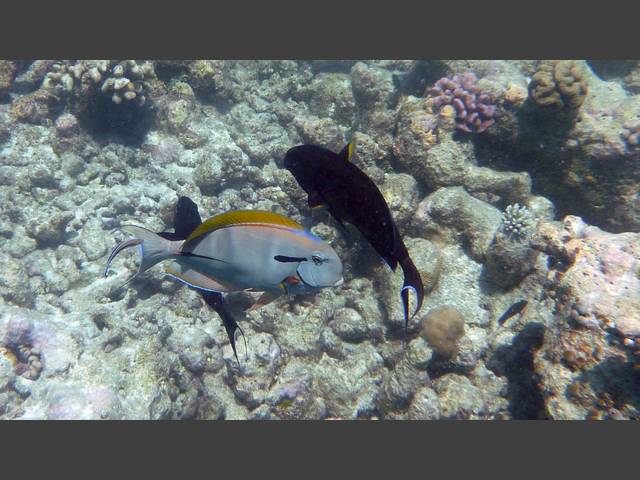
[174,196,203,239]
[338,143,353,162]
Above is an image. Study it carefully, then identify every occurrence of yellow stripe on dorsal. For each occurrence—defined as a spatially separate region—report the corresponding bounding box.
[186,210,304,242]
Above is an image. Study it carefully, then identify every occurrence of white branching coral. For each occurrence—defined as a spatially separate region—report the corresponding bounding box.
[42,60,155,106]
[501,203,536,241]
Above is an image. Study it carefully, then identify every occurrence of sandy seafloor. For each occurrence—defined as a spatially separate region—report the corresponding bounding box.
[0,60,639,420]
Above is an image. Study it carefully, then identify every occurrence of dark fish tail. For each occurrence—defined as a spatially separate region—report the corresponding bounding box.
[399,255,424,330]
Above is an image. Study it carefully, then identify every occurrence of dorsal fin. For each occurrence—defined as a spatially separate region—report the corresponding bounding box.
[174,196,202,239]
[338,143,353,162]
[186,210,304,242]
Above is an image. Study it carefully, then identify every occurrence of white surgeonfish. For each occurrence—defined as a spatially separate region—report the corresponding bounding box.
[105,210,344,310]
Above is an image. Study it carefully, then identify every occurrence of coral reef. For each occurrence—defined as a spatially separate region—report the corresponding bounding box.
[485,232,540,290]
[500,203,536,241]
[622,120,640,150]
[42,60,155,107]
[0,59,638,419]
[529,60,588,111]
[187,60,232,103]
[0,61,18,97]
[427,72,496,133]
[421,307,466,359]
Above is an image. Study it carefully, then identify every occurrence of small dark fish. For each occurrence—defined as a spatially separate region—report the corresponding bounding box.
[497,300,528,325]
[158,196,246,363]
[283,143,424,329]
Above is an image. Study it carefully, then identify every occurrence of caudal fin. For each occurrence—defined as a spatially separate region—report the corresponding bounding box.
[104,225,180,285]
[400,257,424,330]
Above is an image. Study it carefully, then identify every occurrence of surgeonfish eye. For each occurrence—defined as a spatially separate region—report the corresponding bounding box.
[297,249,342,289]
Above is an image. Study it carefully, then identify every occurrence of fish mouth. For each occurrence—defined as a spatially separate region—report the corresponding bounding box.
[334,277,344,287]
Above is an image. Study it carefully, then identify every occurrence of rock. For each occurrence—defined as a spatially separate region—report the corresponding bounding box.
[225,332,281,409]
[313,346,384,418]
[485,232,540,290]
[187,60,231,102]
[378,358,430,411]
[433,374,486,419]
[407,386,441,419]
[537,217,640,336]
[330,308,369,343]
[304,73,355,126]
[405,337,433,370]
[413,186,502,261]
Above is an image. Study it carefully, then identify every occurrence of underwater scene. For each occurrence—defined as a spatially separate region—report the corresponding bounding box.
[0,60,638,420]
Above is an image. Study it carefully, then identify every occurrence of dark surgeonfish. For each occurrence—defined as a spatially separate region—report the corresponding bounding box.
[156,197,246,362]
[283,143,424,329]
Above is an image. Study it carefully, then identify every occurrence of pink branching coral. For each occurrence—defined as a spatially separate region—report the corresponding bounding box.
[428,72,496,133]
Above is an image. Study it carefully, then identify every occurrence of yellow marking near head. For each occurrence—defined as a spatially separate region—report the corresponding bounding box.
[347,142,353,159]
[186,210,304,242]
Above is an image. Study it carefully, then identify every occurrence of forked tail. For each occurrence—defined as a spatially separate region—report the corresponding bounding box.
[399,256,424,330]
[104,225,181,286]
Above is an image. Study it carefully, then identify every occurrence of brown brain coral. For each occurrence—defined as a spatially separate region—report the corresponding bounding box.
[529,60,588,111]
[421,306,466,359]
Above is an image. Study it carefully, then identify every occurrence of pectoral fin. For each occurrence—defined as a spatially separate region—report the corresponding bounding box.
[308,191,325,209]
[165,261,238,292]
[246,290,282,312]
